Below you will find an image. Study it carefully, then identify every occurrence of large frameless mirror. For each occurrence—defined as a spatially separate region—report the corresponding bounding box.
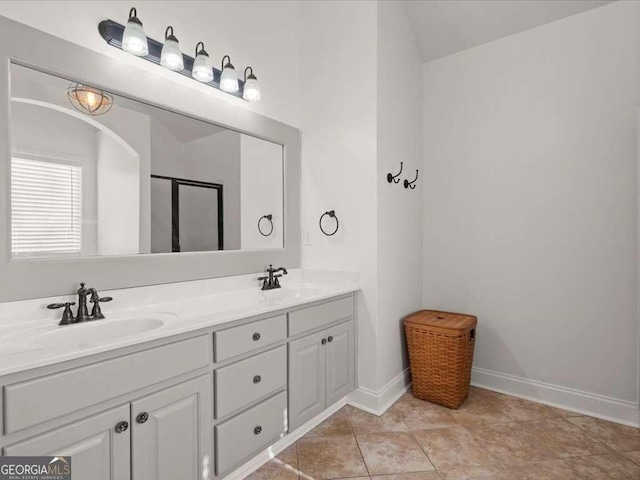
[9,64,284,261]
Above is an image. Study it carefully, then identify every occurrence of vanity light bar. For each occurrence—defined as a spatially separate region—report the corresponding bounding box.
[98,19,248,100]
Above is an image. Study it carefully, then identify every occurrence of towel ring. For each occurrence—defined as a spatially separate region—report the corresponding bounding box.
[319,210,339,236]
[258,214,274,237]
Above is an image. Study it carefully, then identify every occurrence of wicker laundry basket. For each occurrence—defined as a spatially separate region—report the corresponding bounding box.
[404,310,477,409]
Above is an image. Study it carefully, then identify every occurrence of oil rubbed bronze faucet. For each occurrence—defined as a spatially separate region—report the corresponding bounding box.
[47,282,113,326]
[258,265,288,290]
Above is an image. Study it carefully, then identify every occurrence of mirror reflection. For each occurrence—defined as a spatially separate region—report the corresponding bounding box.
[9,64,284,260]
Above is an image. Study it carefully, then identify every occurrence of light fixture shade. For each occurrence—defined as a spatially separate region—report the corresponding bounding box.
[67,83,114,116]
[192,44,213,83]
[122,9,148,56]
[161,27,184,71]
[243,76,261,102]
[220,58,239,93]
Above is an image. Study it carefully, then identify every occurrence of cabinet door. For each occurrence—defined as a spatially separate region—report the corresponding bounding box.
[288,330,326,431]
[132,374,213,480]
[3,405,131,480]
[326,321,355,406]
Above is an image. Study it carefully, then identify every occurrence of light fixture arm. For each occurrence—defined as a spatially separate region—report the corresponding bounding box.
[128,7,137,20]
[244,66,255,82]
[165,26,175,41]
[195,41,206,56]
[221,55,232,70]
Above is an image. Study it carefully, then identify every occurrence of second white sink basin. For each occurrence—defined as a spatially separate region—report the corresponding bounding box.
[33,315,169,347]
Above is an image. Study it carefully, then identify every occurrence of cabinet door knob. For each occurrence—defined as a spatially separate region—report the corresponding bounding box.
[253,375,262,384]
[115,421,129,433]
[136,412,149,424]
[254,426,262,435]
[253,332,261,341]
[328,336,334,343]
[321,338,327,345]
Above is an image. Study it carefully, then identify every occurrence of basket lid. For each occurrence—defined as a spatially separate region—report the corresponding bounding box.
[404,310,477,334]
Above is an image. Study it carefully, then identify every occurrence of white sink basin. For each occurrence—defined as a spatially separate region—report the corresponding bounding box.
[32,315,169,347]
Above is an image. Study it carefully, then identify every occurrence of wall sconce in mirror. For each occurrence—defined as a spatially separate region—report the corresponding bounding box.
[98,8,259,101]
[404,170,419,190]
[387,162,403,184]
[243,67,261,102]
[319,210,339,236]
[122,7,148,56]
[192,42,213,83]
[258,214,274,237]
[67,83,114,116]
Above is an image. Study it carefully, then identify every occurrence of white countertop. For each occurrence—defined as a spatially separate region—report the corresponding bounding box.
[0,270,359,377]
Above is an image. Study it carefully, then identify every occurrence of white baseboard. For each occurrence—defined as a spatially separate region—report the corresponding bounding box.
[471,367,640,428]
[347,368,412,416]
[222,397,347,480]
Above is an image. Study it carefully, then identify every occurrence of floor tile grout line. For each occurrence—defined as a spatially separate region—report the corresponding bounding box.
[351,434,372,478]
[409,429,442,472]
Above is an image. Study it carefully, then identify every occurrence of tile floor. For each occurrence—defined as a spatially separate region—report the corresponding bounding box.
[246,387,640,479]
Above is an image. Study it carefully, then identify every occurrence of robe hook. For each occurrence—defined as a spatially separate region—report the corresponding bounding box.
[387,162,403,184]
[404,170,419,190]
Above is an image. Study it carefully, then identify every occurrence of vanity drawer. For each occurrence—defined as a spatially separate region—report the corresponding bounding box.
[215,390,287,475]
[214,314,286,362]
[288,297,353,336]
[214,346,286,419]
[4,335,210,434]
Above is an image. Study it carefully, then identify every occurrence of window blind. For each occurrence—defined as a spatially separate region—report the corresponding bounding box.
[11,157,82,258]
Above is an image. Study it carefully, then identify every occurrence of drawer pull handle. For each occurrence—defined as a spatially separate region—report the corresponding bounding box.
[253,375,262,384]
[136,412,149,424]
[115,421,129,433]
[254,426,262,435]
[321,338,327,345]
[328,336,334,343]
[253,332,261,341]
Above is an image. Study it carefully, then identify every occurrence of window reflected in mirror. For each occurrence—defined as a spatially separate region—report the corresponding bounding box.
[9,63,284,260]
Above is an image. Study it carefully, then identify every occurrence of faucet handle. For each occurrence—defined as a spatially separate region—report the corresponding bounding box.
[91,295,113,303]
[48,302,76,326]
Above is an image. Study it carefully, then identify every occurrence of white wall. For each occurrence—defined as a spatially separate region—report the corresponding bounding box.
[299,1,380,393]
[376,1,423,392]
[423,1,640,421]
[0,1,301,127]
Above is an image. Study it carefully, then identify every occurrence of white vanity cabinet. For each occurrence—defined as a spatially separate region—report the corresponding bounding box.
[4,375,212,480]
[132,375,213,480]
[288,297,355,432]
[288,321,355,431]
[1,337,213,480]
[0,292,356,480]
[4,405,131,480]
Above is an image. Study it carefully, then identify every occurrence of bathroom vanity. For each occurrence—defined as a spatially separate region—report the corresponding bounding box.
[0,279,357,479]
[0,14,354,480]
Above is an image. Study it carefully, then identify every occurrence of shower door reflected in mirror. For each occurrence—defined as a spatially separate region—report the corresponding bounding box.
[151,175,223,253]
[9,64,284,261]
